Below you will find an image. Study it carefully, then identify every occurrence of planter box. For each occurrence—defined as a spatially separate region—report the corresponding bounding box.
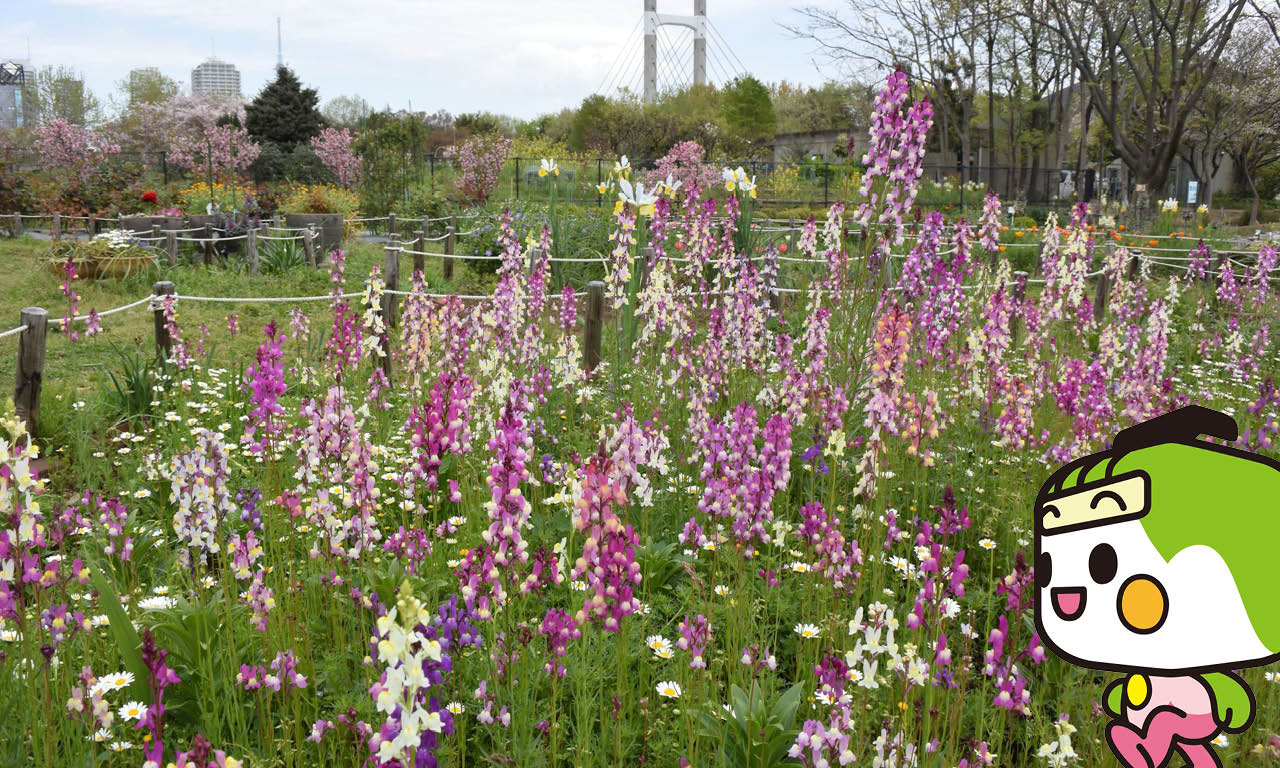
[285,213,344,255]
[119,215,185,234]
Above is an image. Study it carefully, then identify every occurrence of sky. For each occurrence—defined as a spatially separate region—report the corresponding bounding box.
[3,0,849,120]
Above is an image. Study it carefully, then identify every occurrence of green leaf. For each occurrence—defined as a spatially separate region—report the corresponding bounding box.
[86,550,149,703]
[772,682,805,731]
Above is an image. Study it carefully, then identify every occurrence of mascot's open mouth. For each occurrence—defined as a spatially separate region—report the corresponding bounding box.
[1051,587,1087,620]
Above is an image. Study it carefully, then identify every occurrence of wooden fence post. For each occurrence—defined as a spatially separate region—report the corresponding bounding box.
[88,214,97,237]
[1093,271,1110,323]
[202,223,214,266]
[1214,249,1228,289]
[1010,271,1028,345]
[421,216,431,243]
[412,230,425,274]
[165,230,178,264]
[639,245,655,291]
[246,228,260,275]
[13,307,48,444]
[303,226,316,268]
[11,213,22,238]
[52,212,61,241]
[444,219,457,280]
[152,281,176,359]
[383,235,401,329]
[387,213,397,241]
[151,224,161,244]
[584,280,604,373]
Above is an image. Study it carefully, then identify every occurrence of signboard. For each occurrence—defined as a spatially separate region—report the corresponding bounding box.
[1187,180,1199,206]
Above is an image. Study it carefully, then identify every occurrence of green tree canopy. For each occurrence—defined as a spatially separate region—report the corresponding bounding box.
[721,75,777,146]
[245,66,325,152]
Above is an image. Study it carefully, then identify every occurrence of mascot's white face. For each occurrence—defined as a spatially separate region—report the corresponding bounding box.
[1034,473,1269,673]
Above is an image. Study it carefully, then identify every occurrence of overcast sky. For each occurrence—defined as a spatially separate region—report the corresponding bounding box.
[4,0,849,119]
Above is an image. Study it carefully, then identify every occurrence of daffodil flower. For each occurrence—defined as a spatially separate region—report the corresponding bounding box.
[539,158,559,178]
[657,173,682,198]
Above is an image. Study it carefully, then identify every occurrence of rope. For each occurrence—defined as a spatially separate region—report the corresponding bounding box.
[0,324,29,340]
[176,292,363,304]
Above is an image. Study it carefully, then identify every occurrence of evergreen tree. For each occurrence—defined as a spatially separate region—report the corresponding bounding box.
[721,75,777,145]
[245,66,325,151]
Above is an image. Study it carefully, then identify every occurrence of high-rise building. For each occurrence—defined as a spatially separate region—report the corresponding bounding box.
[0,59,30,131]
[191,58,240,97]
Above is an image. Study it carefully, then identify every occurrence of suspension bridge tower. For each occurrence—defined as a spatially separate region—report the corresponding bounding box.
[644,1,706,104]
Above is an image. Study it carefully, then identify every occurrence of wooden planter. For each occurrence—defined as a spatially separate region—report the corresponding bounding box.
[284,213,343,255]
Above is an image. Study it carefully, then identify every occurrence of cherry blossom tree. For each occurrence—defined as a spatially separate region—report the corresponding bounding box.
[310,127,362,188]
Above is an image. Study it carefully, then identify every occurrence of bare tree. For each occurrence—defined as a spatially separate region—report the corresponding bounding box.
[1038,0,1250,192]
[785,1,984,176]
[1180,20,1280,209]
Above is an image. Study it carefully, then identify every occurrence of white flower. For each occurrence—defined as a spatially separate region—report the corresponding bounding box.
[656,680,682,698]
[794,623,821,639]
[137,596,177,611]
[118,701,148,722]
[614,155,630,174]
[446,701,465,714]
[617,177,658,211]
[539,158,559,178]
[714,584,730,596]
[646,635,673,655]
[979,538,996,550]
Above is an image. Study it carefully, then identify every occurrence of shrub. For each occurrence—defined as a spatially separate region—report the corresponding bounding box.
[277,184,360,217]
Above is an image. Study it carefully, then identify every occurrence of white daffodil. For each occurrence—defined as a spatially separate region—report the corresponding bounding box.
[539,158,559,178]
[614,155,631,175]
[617,177,658,217]
[739,174,758,199]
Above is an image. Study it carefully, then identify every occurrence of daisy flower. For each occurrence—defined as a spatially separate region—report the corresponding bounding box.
[794,623,821,639]
[656,681,682,699]
[446,702,465,714]
[979,539,996,550]
[118,702,147,722]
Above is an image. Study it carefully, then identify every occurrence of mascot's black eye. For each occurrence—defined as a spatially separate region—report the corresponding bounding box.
[1089,543,1117,584]
[1036,551,1052,588]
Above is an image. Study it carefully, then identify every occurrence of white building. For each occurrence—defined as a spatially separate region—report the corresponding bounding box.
[191,58,240,97]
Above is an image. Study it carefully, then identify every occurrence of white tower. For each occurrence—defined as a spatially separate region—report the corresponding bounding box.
[643,0,707,104]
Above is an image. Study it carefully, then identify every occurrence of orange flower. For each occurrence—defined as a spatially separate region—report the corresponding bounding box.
[1015,231,1023,238]
[1118,225,1125,231]
[999,245,1007,252]
[1148,240,1158,246]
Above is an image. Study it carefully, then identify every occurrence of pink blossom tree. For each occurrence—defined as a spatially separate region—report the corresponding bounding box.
[644,140,720,195]
[443,133,512,203]
[168,123,261,205]
[34,119,120,182]
[310,127,361,188]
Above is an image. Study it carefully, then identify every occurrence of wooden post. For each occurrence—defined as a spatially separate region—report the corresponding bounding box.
[165,231,178,264]
[246,228,260,275]
[584,280,604,373]
[88,214,97,237]
[202,223,214,266]
[412,230,425,274]
[387,213,397,241]
[444,219,456,281]
[1127,251,1140,282]
[1093,271,1110,323]
[383,235,401,329]
[11,213,21,237]
[151,224,161,244]
[639,245,655,291]
[52,212,61,241]
[527,246,542,278]
[1214,249,1228,288]
[1010,271,1028,345]
[13,307,48,443]
[303,226,316,268]
[152,281,176,359]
